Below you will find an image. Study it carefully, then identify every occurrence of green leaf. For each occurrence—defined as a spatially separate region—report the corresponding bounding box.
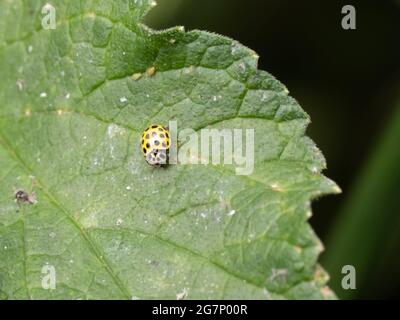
[0,0,339,300]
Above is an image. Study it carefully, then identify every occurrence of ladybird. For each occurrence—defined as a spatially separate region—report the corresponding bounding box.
[141,124,170,166]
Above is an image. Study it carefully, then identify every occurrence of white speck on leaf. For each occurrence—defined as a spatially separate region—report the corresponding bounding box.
[184,66,194,74]
[269,268,289,282]
[248,233,255,242]
[107,124,124,138]
[261,92,270,102]
[231,45,239,55]
[16,80,24,91]
[270,182,284,192]
[40,92,47,98]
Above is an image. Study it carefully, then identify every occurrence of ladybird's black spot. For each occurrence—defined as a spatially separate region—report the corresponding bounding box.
[142,148,147,153]
[162,142,167,148]
[141,139,145,145]
[166,133,169,138]
[145,134,150,139]
[151,125,158,129]
[154,140,160,146]
[159,133,165,138]
[152,132,157,137]
[158,127,163,132]
[146,143,150,148]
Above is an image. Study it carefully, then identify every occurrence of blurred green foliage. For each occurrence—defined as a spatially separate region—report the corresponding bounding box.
[146,0,400,299]
[325,96,400,299]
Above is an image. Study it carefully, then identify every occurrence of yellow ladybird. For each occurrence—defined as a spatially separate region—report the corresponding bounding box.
[141,125,170,166]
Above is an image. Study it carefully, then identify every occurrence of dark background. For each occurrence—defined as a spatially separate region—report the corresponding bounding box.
[145,0,400,299]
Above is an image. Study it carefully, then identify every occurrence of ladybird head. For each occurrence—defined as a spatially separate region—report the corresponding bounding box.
[145,149,168,166]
